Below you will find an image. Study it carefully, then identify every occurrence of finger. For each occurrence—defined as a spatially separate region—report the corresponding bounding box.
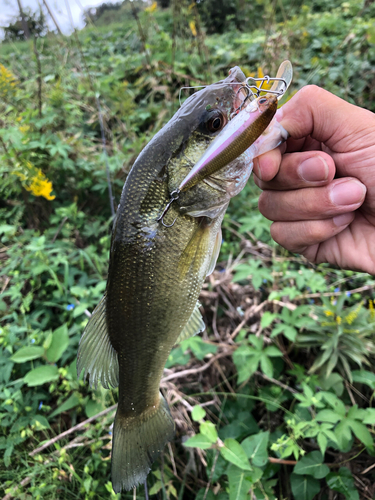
[279,85,375,152]
[254,151,335,191]
[259,178,366,221]
[253,147,282,182]
[270,212,355,254]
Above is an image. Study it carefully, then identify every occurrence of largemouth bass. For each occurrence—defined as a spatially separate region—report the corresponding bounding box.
[77,64,290,493]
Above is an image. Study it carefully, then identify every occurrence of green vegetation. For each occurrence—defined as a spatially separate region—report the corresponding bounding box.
[1,1,375,498]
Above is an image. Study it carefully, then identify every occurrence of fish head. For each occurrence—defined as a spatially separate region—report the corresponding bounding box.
[167,67,252,219]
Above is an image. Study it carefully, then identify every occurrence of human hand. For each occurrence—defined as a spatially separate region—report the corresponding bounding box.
[253,85,375,275]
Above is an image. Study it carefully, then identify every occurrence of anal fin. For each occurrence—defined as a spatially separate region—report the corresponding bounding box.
[175,301,205,344]
[77,292,119,389]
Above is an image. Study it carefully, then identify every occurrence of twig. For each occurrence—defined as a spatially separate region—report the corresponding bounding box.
[214,360,236,395]
[229,301,268,340]
[33,38,42,119]
[2,476,32,500]
[295,284,374,301]
[130,2,151,68]
[1,277,11,295]
[64,0,115,220]
[203,449,219,500]
[255,371,298,394]
[361,462,375,474]
[29,404,117,456]
[51,216,68,243]
[162,352,229,382]
[96,96,115,219]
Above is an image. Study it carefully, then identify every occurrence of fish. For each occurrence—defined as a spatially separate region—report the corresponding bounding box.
[77,63,291,494]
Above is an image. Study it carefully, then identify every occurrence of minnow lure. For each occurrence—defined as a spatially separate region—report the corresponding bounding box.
[158,60,293,226]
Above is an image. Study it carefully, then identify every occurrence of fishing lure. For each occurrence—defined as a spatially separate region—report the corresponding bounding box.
[158,60,293,227]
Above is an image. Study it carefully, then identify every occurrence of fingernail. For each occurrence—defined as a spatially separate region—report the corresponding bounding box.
[330,180,366,206]
[333,213,353,227]
[298,156,328,182]
[253,158,262,180]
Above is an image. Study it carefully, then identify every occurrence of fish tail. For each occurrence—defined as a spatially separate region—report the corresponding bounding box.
[111,393,175,493]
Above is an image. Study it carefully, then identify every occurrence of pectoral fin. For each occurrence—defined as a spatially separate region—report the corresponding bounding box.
[206,228,222,277]
[77,293,119,389]
[175,301,205,344]
[178,219,210,280]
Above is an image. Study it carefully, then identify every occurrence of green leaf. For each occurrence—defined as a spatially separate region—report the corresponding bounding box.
[50,393,81,418]
[334,421,352,450]
[220,439,252,471]
[317,432,328,456]
[260,355,273,378]
[290,474,321,500]
[293,451,329,479]
[241,431,269,467]
[85,399,105,418]
[261,312,277,328]
[4,445,13,467]
[184,434,213,450]
[347,420,373,449]
[351,370,375,390]
[200,421,218,443]
[315,409,341,423]
[326,468,360,500]
[24,365,59,387]
[363,408,375,425]
[46,324,69,363]
[182,337,217,361]
[264,346,282,357]
[10,346,45,363]
[33,415,51,430]
[227,465,252,500]
[192,405,206,422]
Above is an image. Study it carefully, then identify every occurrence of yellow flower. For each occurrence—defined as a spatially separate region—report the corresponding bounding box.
[369,299,375,321]
[324,310,334,317]
[19,125,30,134]
[25,169,55,200]
[13,162,55,200]
[189,21,197,37]
[0,64,17,98]
[336,316,342,325]
[345,302,362,325]
[145,1,157,13]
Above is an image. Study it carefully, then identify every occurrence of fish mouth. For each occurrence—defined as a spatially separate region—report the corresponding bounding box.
[223,66,248,115]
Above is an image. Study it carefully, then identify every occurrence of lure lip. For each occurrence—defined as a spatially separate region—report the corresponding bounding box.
[178,94,278,193]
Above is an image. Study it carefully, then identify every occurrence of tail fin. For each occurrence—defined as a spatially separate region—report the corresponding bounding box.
[111,393,175,493]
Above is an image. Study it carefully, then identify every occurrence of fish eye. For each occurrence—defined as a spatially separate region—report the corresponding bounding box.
[258,97,268,104]
[206,111,225,133]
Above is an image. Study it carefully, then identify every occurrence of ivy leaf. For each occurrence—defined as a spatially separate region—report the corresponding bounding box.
[227,464,252,500]
[241,431,269,467]
[326,468,360,500]
[191,405,206,422]
[200,421,218,443]
[290,474,320,500]
[220,438,252,471]
[293,451,330,479]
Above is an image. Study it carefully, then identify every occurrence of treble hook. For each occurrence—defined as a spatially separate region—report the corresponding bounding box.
[157,189,181,228]
[244,76,288,98]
